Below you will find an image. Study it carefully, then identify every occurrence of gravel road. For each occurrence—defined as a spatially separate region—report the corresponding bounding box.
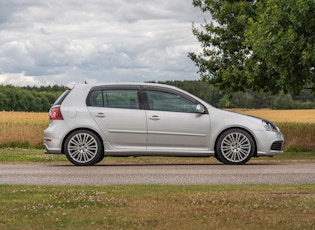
[0,162,314,185]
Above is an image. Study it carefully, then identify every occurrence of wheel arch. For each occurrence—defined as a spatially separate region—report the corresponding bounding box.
[214,127,258,157]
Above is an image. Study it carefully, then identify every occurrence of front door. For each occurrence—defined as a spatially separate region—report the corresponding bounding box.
[145,89,210,152]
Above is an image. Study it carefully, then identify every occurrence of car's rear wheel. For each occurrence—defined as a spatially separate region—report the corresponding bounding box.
[215,128,255,165]
[64,130,103,166]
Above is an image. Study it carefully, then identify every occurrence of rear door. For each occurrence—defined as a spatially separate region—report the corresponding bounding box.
[87,86,147,149]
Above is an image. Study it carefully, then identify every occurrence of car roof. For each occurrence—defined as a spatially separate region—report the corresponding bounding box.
[70,82,181,90]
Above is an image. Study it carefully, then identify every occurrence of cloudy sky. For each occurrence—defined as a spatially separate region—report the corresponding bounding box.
[0,0,205,86]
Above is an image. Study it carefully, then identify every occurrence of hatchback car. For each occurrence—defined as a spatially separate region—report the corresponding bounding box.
[44,83,284,166]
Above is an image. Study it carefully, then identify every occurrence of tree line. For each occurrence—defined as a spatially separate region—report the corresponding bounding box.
[161,81,315,109]
[0,85,66,112]
[1,81,313,112]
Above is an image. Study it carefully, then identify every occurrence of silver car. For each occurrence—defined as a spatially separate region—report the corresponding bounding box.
[44,83,284,166]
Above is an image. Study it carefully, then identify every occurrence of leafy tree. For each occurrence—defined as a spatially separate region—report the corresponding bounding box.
[0,92,9,110]
[251,91,274,108]
[231,92,255,108]
[189,0,257,94]
[246,0,315,94]
[292,89,314,102]
[190,0,315,95]
[273,92,295,109]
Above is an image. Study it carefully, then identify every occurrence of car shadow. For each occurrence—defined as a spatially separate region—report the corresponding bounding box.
[49,161,284,167]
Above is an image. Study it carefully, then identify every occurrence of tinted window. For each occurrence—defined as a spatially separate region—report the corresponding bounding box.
[88,89,139,109]
[104,90,139,109]
[146,90,197,113]
[88,90,104,107]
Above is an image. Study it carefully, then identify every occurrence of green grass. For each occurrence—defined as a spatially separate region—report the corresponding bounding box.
[0,184,314,229]
[0,148,66,163]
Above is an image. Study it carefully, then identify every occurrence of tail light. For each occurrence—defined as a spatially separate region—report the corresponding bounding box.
[49,106,64,120]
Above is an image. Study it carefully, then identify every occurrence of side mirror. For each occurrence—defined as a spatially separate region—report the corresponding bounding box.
[195,104,205,114]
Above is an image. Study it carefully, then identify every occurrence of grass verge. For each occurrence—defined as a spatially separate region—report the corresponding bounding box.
[0,148,314,163]
[0,184,314,229]
[0,148,66,163]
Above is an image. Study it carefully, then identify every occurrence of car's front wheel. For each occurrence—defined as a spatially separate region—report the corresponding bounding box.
[215,128,255,165]
[64,130,103,166]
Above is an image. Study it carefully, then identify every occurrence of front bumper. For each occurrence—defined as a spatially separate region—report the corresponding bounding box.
[254,130,285,156]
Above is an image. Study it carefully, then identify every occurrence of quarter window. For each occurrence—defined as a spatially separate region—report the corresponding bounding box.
[88,90,104,107]
[146,90,197,113]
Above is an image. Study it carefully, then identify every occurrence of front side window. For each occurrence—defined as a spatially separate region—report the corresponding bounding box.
[146,90,197,113]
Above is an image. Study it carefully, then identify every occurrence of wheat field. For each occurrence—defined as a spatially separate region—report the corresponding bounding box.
[0,110,314,151]
[0,111,48,148]
[233,109,315,123]
[229,109,315,151]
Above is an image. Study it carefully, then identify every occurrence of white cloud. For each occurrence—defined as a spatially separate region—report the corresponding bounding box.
[0,0,204,86]
[0,72,49,86]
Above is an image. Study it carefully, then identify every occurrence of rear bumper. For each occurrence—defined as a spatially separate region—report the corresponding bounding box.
[44,138,62,154]
[43,121,69,154]
[44,143,62,154]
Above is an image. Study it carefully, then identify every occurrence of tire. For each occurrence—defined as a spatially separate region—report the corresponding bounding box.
[64,130,103,166]
[215,128,255,165]
[97,155,105,163]
[215,155,223,163]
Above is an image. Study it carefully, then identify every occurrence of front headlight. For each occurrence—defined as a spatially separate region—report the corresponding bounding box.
[262,120,279,132]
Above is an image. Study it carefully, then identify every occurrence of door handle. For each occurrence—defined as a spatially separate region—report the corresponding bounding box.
[149,115,160,121]
[95,113,106,118]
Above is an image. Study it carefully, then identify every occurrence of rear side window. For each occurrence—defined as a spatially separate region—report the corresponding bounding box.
[104,90,139,109]
[53,90,70,106]
[87,89,139,109]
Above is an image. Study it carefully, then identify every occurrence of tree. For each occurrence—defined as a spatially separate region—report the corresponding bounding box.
[273,92,295,109]
[190,0,315,95]
[246,0,315,94]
